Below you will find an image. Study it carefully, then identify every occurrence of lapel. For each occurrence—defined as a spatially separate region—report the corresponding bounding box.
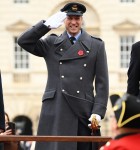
[54,30,92,60]
[54,31,71,56]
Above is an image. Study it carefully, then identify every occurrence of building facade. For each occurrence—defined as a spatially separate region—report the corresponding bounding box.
[0,0,140,136]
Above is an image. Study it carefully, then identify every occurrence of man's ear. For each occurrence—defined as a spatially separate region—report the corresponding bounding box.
[111,115,118,130]
[110,116,119,137]
[115,123,119,130]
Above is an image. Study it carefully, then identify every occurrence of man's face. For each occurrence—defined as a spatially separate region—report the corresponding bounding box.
[64,15,83,36]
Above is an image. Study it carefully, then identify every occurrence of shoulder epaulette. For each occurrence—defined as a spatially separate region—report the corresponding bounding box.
[91,36,102,41]
[50,33,58,37]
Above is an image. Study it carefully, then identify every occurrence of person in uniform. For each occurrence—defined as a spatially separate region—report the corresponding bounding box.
[127,41,140,98]
[18,2,109,150]
[100,93,140,150]
[0,72,5,150]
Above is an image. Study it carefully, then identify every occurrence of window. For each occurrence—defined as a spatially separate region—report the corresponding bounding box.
[120,0,135,2]
[14,37,29,69]
[14,0,29,3]
[120,36,135,68]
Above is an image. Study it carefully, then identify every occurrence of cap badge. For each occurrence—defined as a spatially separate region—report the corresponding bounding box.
[72,5,78,11]
[78,50,84,56]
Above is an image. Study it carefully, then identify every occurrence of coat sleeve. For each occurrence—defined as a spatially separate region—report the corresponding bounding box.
[17,20,51,57]
[92,41,109,119]
[0,72,5,130]
[127,42,140,96]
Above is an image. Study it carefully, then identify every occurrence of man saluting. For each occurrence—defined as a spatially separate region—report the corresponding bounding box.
[18,2,109,150]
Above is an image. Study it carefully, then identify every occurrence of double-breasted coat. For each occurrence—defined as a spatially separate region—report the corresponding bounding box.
[127,41,140,98]
[18,21,109,150]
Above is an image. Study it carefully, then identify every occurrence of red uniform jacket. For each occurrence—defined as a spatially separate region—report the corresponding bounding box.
[100,133,140,150]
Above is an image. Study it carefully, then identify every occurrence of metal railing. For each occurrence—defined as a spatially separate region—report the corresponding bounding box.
[0,135,111,150]
[0,135,111,142]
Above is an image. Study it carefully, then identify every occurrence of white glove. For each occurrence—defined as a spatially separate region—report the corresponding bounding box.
[44,11,67,29]
[88,114,101,129]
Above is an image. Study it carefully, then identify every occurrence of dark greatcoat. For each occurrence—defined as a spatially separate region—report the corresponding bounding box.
[127,41,140,98]
[0,72,5,130]
[0,72,5,150]
[18,21,109,150]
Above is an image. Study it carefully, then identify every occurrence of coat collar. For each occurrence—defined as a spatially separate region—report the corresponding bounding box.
[78,29,92,50]
[54,29,92,60]
[54,32,67,45]
[54,29,92,49]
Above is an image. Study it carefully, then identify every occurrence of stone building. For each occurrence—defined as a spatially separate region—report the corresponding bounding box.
[0,0,140,136]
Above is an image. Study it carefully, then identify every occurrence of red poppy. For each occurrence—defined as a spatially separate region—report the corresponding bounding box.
[78,50,84,56]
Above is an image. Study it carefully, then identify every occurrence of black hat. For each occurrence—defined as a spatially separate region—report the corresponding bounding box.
[110,93,140,129]
[61,2,86,16]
